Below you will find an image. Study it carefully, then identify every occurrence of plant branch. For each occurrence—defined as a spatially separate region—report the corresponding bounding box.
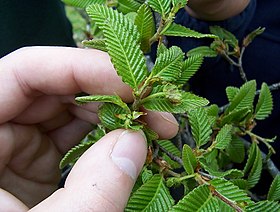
[212,190,243,212]
[155,141,184,166]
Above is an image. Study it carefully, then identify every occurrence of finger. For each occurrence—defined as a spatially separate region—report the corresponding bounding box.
[47,118,94,153]
[30,129,147,212]
[0,188,28,211]
[0,46,132,124]
[142,110,179,139]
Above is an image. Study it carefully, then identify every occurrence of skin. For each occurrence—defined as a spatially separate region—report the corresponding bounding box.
[186,0,251,21]
[0,47,179,211]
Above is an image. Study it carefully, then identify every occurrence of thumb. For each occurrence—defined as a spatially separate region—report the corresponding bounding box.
[30,129,147,212]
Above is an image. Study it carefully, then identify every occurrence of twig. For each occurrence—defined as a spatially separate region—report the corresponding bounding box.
[212,190,243,212]
[156,141,184,166]
[221,51,248,82]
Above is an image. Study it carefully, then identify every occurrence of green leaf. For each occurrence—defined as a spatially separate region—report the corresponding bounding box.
[214,124,232,150]
[220,107,251,126]
[142,90,209,113]
[267,175,280,201]
[63,0,105,8]
[182,144,197,175]
[210,25,238,48]
[187,46,218,58]
[141,167,153,183]
[125,174,174,211]
[103,21,148,91]
[243,27,265,47]
[157,43,168,56]
[230,179,248,190]
[206,104,219,117]
[82,38,107,52]
[225,136,245,163]
[217,198,235,212]
[226,80,256,114]
[245,200,280,212]
[143,126,159,141]
[59,141,94,169]
[170,185,219,212]
[199,158,244,179]
[226,86,239,103]
[75,94,130,112]
[176,55,203,85]
[150,46,184,82]
[255,82,273,120]
[87,4,148,91]
[188,108,212,147]
[147,0,171,17]
[98,103,127,130]
[243,143,262,189]
[157,140,181,157]
[135,4,155,53]
[171,0,188,9]
[117,0,141,14]
[210,178,252,205]
[162,23,217,39]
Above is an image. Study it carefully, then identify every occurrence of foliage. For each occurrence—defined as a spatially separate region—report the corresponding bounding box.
[62,0,280,211]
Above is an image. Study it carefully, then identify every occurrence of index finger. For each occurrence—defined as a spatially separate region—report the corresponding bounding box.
[0,47,132,123]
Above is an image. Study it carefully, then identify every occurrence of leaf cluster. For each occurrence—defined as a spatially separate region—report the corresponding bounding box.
[60,0,279,211]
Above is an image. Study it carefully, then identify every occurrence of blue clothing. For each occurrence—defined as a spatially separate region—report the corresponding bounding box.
[168,0,280,165]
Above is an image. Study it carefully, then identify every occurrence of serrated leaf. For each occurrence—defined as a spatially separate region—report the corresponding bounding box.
[214,124,232,150]
[98,103,127,130]
[141,167,153,183]
[157,43,168,56]
[86,4,148,90]
[150,46,184,82]
[142,91,209,113]
[157,140,181,156]
[200,158,244,179]
[182,144,197,175]
[210,178,252,205]
[103,20,148,91]
[143,125,159,142]
[230,179,248,190]
[170,185,219,212]
[162,23,217,39]
[63,0,105,8]
[188,108,212,147]
[226,136,245,163]
[187,46,218,58]
[268,175,280,201]
[226,86,239,103]
[82,38,107,52]
[226,80,256,114]
[117,0,141,14]
[245,200,280,212]
[255,82,273,120]
[220,107,251,126]
[59,141,94,169]
[243,143,262,189]
[147,0,171,17]
[75,94,130,112]
[135,4,155,53]
[125,174,174,211]
[176,55,203,85]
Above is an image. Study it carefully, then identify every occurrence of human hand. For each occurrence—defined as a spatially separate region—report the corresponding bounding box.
[0,47,178,211]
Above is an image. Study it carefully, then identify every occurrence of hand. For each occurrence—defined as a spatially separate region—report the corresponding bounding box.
[0,47,178,211]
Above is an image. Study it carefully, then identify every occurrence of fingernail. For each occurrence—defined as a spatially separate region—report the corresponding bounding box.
[111,130,147,180]
[160,112,179,126]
